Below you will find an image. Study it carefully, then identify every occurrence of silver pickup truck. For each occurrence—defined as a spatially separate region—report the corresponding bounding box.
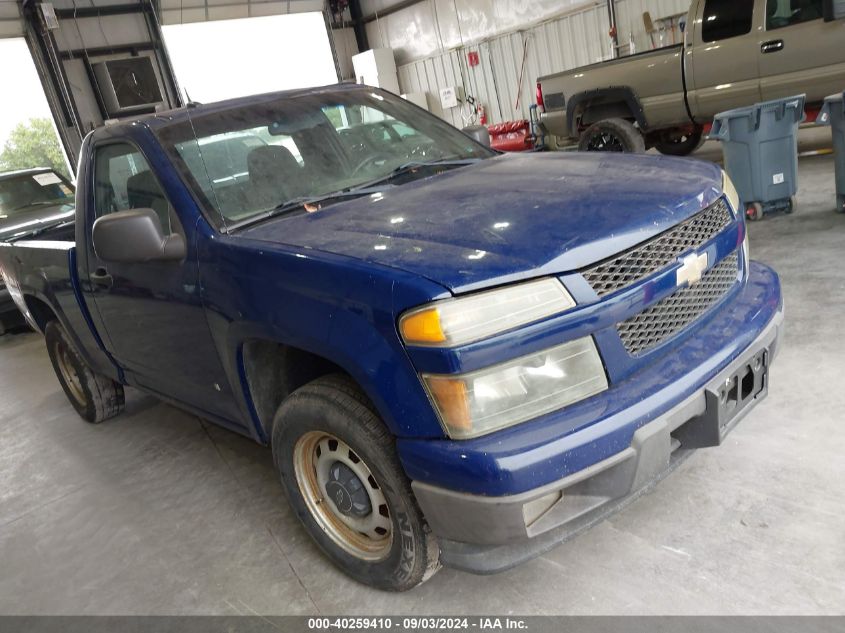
[537,0,845,154]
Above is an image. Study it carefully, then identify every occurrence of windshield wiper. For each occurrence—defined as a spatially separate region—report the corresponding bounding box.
[5,219,74,243]
[225,186,389,232]
[225,158,483,233]
[10,200,70,212]
[351,157,482,191]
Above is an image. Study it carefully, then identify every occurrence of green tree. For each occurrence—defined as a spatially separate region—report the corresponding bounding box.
[0,118,68,177]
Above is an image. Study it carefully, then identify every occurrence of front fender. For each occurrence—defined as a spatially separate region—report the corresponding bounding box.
[199,232,450,441]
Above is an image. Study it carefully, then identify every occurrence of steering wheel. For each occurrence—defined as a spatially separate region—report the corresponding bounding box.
[351,153,394,177]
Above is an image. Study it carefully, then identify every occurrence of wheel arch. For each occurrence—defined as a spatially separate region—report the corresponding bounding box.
[238,337,357,441]
[23,294,57,332]
[566,87,648,137]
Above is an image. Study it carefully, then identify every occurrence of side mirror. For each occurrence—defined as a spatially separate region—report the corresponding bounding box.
[462,124,491,148]
[92,208,185,263]
[823,0,845,21]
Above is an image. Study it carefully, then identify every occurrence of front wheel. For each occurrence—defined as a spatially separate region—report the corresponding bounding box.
[836,194,845,213]
[272,374,440,591]
[578,118,645,153]
[45,320,124,423]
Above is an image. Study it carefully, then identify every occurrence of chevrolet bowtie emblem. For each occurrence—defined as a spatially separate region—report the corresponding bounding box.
[677,252,708,287]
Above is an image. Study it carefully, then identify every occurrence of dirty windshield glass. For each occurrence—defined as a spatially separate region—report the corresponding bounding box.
[156,88,494,230]
[0,171,74,217]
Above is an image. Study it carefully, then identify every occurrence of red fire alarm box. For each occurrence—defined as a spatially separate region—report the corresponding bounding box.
[467,51,480,67]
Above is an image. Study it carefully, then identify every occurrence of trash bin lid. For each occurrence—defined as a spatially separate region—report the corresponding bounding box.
[817,91,845,126]
[713,104,757,122]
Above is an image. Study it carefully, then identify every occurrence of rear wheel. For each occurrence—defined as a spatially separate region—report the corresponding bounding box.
[45,320,124,423]
[272,374,440,591]
[578,118,645,153]
[654,127,704,156]
[837,194,845,213]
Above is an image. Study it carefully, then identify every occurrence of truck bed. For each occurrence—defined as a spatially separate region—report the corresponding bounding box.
[538,44,688,137]
[0,240,116,379]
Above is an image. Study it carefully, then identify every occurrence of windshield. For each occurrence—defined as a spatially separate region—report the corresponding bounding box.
[156,87,494,229]
[0,171,74,217]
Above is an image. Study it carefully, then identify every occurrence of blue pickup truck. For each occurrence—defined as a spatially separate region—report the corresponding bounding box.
[0,84,783,591]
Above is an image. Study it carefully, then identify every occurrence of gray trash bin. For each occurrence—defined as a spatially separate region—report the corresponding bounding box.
[709,94,805,220]
[816,91,845,213]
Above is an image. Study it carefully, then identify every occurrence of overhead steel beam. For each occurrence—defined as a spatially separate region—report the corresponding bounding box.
[347,0,368,51]
[361,0,423,24]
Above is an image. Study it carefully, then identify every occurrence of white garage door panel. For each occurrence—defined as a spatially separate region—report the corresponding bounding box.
[159,0,322,25]
[0,0,23,39]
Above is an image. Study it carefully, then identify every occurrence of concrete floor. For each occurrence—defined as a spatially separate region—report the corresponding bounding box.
[1,138,844,615]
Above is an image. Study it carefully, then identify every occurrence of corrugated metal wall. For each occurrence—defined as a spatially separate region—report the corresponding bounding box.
[394,0,690,127]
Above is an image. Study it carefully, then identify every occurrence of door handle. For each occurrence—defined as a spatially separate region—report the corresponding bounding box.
[90,267,113,290]
[761,39,784,53]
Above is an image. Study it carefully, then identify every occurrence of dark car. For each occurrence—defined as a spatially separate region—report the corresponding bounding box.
[0,168,75,334]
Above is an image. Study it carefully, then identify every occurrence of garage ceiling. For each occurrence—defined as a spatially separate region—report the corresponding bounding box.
[0,0,324,39]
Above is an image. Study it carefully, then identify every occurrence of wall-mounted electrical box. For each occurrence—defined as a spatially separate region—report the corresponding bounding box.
[92,56,164,117]
[439,86,465,109]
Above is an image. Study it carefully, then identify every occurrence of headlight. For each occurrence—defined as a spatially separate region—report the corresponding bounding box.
[399,278,575,347]
[722,170,741,214]
[422,337,608,438]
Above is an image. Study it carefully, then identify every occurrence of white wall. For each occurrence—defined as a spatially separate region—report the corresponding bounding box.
[379,0,691,126]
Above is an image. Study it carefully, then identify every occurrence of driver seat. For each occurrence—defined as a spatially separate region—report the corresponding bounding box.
[247,145,309,210]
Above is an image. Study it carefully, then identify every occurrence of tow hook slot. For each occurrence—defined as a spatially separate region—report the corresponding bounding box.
[672,350,769,449]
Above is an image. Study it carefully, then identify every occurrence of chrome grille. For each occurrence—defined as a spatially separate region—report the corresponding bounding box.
[617,253,740,356]
[582,198,733,297]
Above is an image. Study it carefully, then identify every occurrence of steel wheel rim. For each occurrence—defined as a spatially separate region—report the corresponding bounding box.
[293,431,393,561]
[55,340,85,404]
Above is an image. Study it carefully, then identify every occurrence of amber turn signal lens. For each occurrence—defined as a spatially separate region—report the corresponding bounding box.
[425,377,472,434]
[399,308,446,344]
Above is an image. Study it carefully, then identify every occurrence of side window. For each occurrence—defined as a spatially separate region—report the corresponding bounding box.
[93,143,173,233]
[701,0,754,41]
[766,0,824,29]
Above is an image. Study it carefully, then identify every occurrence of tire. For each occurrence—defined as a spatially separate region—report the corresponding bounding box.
[746,202,765,221]
[837,194,845,213]
[272,374,440,591]
[45,320,125,423]
[654,127,705,156]
[785,195,797,214]
[578,118,645,153]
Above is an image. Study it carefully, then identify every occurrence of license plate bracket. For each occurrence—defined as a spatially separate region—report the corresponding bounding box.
[673,349,769,449]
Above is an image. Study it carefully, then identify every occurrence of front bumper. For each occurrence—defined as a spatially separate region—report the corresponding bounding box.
[403,262,783,574]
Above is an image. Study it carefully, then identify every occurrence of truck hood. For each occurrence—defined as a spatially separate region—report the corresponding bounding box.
[240,152,724,293]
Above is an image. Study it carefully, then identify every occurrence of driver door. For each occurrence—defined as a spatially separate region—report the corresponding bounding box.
[84,141,240,421]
